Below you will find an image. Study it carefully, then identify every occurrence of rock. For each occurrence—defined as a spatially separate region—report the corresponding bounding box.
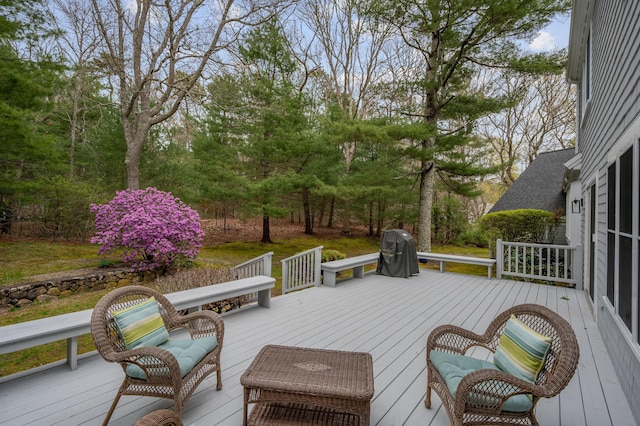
[47,287,61,296]
[27,286,47,299]
[15,298,32,307]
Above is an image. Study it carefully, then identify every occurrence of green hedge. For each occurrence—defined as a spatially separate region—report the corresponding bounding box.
[480,209,554,243]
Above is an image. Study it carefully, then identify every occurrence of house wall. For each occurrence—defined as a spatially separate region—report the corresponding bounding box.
[575,1,640,423]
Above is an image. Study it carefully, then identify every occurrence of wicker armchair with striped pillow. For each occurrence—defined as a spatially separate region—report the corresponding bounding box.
[91,285,224,426]
[425,304,579,426]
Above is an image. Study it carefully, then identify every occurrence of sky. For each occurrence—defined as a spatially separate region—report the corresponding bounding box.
[528,13,571,51]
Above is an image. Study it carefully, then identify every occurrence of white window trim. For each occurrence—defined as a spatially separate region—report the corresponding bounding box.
[606,138,640,344]
[581,24,592,122]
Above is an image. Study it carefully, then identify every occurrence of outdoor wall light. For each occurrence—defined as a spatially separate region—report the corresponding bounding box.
[571,197,583,213]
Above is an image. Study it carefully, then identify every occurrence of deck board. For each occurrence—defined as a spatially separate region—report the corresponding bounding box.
[0,269,635,426]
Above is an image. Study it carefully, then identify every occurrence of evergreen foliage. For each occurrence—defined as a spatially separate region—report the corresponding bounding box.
[0,1,574,246]
[321,249,347,263]
[480,209,554,243]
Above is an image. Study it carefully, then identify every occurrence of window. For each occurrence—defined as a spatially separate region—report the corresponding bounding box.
[581,27,592,119]
[607,163,616,305]
[585,31,591,102]
[607,143,640,341]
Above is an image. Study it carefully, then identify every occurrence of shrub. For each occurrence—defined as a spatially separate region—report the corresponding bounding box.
[154,266,240,313]
[97,258,116,268]
[322,249,347,263]
[91,188,205,271]
[480,209,554,245]
[458,227,489,248]
[154,266,235,293]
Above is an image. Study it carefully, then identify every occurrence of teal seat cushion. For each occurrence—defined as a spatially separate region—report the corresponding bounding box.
[430,350,533,413]
[126,336,218,380]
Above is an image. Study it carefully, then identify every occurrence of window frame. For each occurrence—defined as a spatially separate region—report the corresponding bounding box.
[581,25,592,120]
[607,141,640,342]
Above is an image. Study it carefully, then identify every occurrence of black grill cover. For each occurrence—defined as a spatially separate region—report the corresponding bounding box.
[376,229,419,278]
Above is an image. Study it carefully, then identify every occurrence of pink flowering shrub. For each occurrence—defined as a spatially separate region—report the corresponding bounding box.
[91,188,205,271]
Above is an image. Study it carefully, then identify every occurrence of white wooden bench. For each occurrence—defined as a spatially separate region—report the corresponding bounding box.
[321,253,379,287]
[0,275,275,372]
[417,252,496,279]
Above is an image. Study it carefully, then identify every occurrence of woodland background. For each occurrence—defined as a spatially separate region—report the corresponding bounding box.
[1,0,575,248]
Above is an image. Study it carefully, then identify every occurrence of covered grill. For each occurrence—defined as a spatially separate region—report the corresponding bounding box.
[376,229,419,278]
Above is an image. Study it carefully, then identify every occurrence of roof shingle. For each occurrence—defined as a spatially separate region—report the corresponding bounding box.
[489,148,576,213]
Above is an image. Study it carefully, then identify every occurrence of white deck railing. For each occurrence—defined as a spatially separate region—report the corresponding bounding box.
[281,246,323,294]
[233,251,273,303]
[496,239,583,288]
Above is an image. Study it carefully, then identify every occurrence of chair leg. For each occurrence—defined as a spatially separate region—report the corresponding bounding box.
[530,411,539,426]
[216,364,223,390]
[102,391,122,426]
[425,383,432,408]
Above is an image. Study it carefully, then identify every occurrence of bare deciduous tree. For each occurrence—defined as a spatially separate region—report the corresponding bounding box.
[301,0,392,234]
[51,0,103,178]
[90,0,288,189]
[478,71,576,187]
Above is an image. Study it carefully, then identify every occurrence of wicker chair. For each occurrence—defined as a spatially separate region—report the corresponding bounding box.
[91,285,224,426]
[425,303,579,426]
[134,409,183,426]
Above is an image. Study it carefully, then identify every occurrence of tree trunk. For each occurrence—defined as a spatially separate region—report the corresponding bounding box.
[341,198,351,235]
[261,214,272,243]
[123,122,146,190]
[416,27,442,252]
[327,197,335,228]
[317,199,325,227]
[376,200,383,238]
[368,201,374,236]
[303,187,313,235]
[417,160,435,252]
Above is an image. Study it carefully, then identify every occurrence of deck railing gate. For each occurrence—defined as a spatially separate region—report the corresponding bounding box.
[233,251,273,303]
[281,246,323,294]
[496,239,583,289]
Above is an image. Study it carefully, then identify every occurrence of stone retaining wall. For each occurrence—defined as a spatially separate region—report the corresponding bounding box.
[0,268,160,309]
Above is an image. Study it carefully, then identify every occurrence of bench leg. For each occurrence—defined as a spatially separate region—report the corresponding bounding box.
[258,289,271,308]
[67,336,78,371]
[324,271,337,287]
[488,266,493,280]
[353,266,365,279]
[439,261,446,273]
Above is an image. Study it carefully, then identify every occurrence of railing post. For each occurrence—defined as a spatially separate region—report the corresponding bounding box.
[263,252,273,277]
[496,239,503,279]
[282,260,290,294]
[67,337,78,371]
[314,246,323,286]
[574,245,583,290]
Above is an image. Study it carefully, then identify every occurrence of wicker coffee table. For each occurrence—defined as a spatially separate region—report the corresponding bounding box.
[240,345,374,425]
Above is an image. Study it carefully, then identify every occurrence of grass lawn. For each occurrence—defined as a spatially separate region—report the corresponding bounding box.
[0,236,489,376]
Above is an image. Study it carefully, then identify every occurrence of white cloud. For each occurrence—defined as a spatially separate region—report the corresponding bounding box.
[529,31,556,51]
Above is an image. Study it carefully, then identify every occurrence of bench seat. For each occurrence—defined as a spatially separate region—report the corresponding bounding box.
[320,253,379,287]
[417,252,496,279]
[0,275,275,373]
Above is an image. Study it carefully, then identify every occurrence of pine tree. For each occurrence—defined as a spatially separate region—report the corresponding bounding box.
[371,0,570,251]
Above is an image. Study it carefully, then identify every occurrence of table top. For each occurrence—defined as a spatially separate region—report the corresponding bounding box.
[240,345,374,400]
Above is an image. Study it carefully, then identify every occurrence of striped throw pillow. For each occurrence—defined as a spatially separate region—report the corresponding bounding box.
[112,297,169,350]
[494,315,552,383]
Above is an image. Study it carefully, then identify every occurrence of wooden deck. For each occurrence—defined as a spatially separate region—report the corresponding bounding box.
[0,269,635,425]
